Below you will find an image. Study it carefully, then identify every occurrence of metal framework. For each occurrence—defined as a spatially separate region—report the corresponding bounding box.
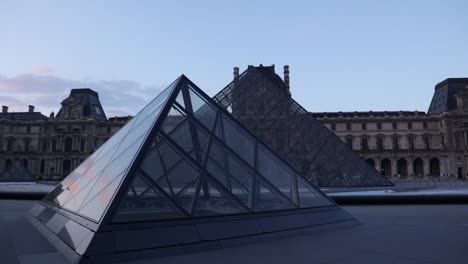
[213,66,393,187]
[29,75,353,263]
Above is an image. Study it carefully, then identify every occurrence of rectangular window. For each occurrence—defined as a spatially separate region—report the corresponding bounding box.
[408,137,415,150]
[423,122,428,129]
[408,122,412,129]
[107,127,111,133]
[392,137,399,150]
[392,122,397,129]
[361,123,366,130]
[440,121,443,128]
[424,136,430,150]
[361,138,368,150]
[346,123,351,131]
[377,138,384,150]
[331,123,336,131]
[377,123,382,130]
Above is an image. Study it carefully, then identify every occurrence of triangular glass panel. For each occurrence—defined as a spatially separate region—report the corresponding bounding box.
[193,180,244,217]
[113,175,181,222]
[254,180,295,212]
[297,176,331,207]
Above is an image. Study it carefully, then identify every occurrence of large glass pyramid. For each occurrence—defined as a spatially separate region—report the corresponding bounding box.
[0,160,36,182]
[214,65,393,187]
[29,75,354,263]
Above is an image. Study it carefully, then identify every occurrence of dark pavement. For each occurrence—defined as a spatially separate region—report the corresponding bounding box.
[0,200,467,264]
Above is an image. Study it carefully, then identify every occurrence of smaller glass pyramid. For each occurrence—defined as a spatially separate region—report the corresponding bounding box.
[43,75,333,223]
[0,160,36,182]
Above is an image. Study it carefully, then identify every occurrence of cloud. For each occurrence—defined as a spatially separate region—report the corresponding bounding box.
[0,73,164,117]
[28,65,55,75]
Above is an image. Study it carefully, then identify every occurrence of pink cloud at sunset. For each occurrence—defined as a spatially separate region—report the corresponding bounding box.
[0,72,164,117]
[28,65,55,75]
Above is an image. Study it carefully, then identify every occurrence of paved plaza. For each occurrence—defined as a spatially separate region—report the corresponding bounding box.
[1,200,467,263]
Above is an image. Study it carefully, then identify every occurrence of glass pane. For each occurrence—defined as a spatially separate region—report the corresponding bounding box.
[187,87,217,130]
[193,181,243,217]
[161,106,185,135]
[62,174,101,212]
[254,181,294,212]
[80,138,143,209]
[257,145,295,201]
[78,172,125,221]
[165,116,210,163]
[129,81,174,125]
[140,147,165,183]
[220,115,255,166]
[297,177,332,207]
[112,175,181,222]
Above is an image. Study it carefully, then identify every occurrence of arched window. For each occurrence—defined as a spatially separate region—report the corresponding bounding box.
[430,157,440,176]
[64,137,73,152]
[397,158,408,177]
[413,158,424,177]
[380,158,392,176]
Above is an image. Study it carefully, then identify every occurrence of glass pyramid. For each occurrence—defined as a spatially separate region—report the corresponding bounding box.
[214,65,393,187]
[43,75,333,223]
[0,160,36,182]
[31,75,353,262]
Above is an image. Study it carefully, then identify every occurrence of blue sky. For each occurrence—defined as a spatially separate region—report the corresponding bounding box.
[1,0,467,116]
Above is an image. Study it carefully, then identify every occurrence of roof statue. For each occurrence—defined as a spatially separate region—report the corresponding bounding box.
[213,65,393,187]
[29,75,354,263]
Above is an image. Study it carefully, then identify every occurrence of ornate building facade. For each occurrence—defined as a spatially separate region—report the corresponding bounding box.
[313,78,468,179]
[0,89,129,180]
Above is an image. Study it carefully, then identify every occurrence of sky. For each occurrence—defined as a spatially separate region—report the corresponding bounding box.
[1,0,467,117]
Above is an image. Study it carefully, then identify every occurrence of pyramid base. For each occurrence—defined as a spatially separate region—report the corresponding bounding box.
[29,201,356,264]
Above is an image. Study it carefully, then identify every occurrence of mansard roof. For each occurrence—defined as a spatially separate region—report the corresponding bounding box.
[56,88,107,121]
[428,78,468,115]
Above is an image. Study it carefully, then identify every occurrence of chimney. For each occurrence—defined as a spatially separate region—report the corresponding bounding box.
[28,105,35,113]
[283,65,290,93]
[2,106,8,113]
[233,67,239,80]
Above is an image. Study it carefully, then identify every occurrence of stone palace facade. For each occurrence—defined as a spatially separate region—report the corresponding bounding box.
[0,89,128,180]
[313,78,468,179]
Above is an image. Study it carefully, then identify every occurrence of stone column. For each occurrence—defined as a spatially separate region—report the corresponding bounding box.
[423,157,430,177]
[375,158,381,175]
[408,157,414,177]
